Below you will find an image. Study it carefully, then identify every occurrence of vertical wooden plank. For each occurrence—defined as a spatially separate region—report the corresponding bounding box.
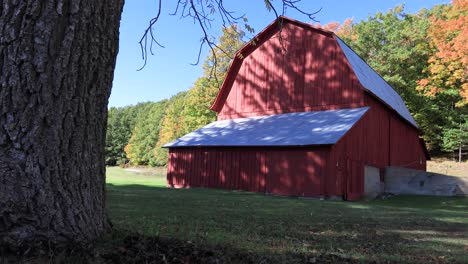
[303,29,314,107]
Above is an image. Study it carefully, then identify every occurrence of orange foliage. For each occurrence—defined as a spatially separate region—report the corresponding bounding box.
[418,0,468,104]
[321,21,340,32]
[320,18,355,40]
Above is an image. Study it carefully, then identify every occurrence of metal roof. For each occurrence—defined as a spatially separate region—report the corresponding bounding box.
[335,37,417,127]
[163,107,369,148]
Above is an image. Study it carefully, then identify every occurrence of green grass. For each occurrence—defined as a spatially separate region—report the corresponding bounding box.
[106,167,468,263]
[106,166,166,186]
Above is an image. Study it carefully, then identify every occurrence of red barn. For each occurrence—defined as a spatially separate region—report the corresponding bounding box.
[163,16,429,200]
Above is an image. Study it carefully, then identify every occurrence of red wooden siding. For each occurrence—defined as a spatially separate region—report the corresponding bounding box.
[362,95,426,171]
[388,114,427,171]
[326,95,427,199]
[166,96,426,200]
[167,147,331,197]
[217,21,364,120]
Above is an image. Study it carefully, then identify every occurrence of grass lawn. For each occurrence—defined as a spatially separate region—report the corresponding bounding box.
[106,167,468,263]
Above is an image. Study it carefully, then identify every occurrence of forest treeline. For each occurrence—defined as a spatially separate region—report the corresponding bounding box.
[106,1,467,166]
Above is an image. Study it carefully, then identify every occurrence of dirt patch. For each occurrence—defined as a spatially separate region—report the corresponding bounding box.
[124,167,166,177]
[427,159,468,178]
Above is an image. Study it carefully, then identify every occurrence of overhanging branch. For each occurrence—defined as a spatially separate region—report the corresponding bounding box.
[138,0,321,74]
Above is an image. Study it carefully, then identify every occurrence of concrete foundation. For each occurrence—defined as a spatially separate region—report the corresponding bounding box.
[384,166,468,196]
[364,165,383,199]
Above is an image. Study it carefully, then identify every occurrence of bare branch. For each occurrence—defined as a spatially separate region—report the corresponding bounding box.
[282,0,322,21]
[138,0,322,72]
[138,0,164,71]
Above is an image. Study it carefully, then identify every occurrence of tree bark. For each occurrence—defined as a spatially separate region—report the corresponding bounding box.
[0,0,124,248]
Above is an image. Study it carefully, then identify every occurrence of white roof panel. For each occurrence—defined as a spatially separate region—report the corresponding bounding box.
[163,107,369,148]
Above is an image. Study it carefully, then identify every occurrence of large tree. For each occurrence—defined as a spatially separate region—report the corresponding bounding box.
[0,0,316,249]
[0,0,124,248]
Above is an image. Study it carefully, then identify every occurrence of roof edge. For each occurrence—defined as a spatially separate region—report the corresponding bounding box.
[332,35,420,131]
[163,144,334,149]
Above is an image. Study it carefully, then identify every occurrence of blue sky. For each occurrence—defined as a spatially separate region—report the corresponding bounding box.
[109,0,448,108]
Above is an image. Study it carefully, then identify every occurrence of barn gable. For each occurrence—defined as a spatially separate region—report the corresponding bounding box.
[211,16,417,130]
[212,17,363,120]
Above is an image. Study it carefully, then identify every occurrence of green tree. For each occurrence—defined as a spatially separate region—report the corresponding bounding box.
[181,26,246,135]
[328,4,463,152]
[124,100,168,166]
[442,118,468,162]
[154,25,245,165]
[180,77,219,135]
[350,5,432,104]
[154,92,188,166]
[203,25,246,80]
[106,102,152,166]
[417,0,468,153]
[106,107,131,166]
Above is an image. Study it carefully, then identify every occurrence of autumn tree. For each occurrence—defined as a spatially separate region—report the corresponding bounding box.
[325,5,457,151]
[417,0,467,103]
[417,0,468,155]
[320,18,354,42]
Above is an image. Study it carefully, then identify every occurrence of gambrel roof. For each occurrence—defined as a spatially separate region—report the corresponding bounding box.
[163,107,369,148]
[335,38,417,127]
[211,16,418,128]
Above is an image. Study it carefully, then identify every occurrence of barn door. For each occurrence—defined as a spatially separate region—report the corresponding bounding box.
[344,159,364,201]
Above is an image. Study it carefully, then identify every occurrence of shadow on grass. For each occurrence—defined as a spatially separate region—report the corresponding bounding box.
[106,184,468,263]
[96,230,358,264]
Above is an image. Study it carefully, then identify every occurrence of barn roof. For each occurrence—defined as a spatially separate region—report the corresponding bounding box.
[163,107,369,148]
[211,16,418,129]
[335,37,417,127]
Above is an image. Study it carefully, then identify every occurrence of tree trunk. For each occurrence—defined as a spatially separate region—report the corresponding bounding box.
[459,143,462,163]
[0,0,124,249]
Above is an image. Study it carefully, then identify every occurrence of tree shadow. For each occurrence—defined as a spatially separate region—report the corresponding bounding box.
[106,184,468,263]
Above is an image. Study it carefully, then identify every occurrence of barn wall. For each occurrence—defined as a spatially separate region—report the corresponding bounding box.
[388,114,427,171]
[361,95,427,171]
[329,94,427,199]
[217,22,364,120]
[329,97,390,199]
[167,147,332,197]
